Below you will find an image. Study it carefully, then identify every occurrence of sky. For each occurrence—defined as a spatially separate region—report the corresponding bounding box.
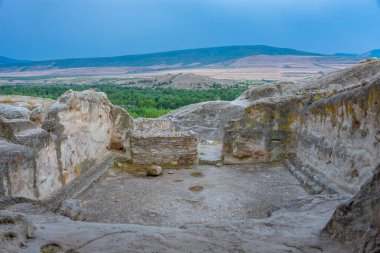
[0,0,379,60]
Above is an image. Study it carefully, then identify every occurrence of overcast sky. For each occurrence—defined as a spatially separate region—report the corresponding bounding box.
[0,0,379,60]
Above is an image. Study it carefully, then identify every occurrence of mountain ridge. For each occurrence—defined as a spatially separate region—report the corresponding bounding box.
[360,49,380,58]
[0,45,324,69]
[0,56,28,65]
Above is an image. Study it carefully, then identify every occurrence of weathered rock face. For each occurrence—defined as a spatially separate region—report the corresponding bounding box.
[0,211,36,253]
[43,90,115,185]
[0,106,61,199]
[223,96,303,164]
[224,61,380,170]
[0,90,134,199]
[298,81,380,193]
[323,164,380,253]
[131,118,198,165]
[164,101,244,141]
[107,105,134,156]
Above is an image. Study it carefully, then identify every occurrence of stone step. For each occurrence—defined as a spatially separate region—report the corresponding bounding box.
[284,155,341,195]
[284,159,323,195]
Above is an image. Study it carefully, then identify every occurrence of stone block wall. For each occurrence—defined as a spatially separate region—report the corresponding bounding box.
[131,118,198,165]
[131,134,198,165]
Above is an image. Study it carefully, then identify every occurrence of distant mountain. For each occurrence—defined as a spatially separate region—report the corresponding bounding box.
[0,56,27,65]
[333,53,358,57]
[0,45,324,70]
[360,49,380,58]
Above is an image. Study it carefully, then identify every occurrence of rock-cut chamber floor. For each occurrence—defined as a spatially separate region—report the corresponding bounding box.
[78,164,310,226]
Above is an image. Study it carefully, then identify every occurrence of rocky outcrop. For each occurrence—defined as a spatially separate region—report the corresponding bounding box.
[0,106,60,199]
[107,105,134,156]
[0,89,202,199]
[323,164,380,253]
[224,60,380,170]
[0,90,134,199]
[297,80,380,193]
[164,101,244,141]
[42,90,116,185]
[223,96,302,164]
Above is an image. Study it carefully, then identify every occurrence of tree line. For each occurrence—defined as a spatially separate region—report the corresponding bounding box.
[0,85,248,118]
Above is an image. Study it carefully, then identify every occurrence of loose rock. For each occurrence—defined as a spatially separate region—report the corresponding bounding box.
[146,165,162,177]
[59,199,82,221]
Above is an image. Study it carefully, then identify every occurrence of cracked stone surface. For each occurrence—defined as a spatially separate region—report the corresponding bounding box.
[1,192,350,253]
[78,164,310,226]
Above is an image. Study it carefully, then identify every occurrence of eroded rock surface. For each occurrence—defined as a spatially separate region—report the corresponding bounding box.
[323,164,380,253]
[0,211,36,253]
[164,101,244,141]
[0,90,133,199]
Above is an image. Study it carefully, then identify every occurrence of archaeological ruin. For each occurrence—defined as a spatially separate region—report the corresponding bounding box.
[0,60,379,252]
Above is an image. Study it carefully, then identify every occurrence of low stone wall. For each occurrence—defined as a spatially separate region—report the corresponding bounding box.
[131,134,198,165]
[131,118,198,165]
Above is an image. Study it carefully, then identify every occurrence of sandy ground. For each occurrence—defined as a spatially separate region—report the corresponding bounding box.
[78,164,310,226]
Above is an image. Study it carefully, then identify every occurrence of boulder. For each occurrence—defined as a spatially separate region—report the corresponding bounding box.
[0,104,29,120]
[146,165,162,177]
[59,199,82,220]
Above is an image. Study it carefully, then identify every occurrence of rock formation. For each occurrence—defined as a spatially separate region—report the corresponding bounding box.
[323,164,380,252]
[165,101,244,141]
[168,60,380,194]
[0,89,197,199]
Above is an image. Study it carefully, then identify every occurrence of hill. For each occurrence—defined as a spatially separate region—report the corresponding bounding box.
[0,45,324,70]
[360,49,380,58]
[0,56,26,65]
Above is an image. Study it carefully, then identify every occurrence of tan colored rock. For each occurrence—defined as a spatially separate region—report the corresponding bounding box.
[146,165,162,176]
[323,164,380,252]
[42,90,132,186]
